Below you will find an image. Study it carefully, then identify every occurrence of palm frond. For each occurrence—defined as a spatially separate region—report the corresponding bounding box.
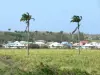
[71,15,82,23]
[20,12,35,26]
[31,18,35,21]
[80,16,82,20]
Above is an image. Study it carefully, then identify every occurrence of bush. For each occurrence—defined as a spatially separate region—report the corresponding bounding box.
[41,45,49,49]
[29,44,40,49]
[19,63,90,75]
[0,62,93,75]
[0,44,2,48]
[59,68,90,75]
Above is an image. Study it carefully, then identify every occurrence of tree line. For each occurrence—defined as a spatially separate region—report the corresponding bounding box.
[0,31,86,44]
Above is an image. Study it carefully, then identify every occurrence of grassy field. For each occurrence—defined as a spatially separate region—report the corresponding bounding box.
[0,49,100,75]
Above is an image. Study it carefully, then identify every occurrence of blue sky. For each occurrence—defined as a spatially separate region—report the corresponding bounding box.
[0,0,100,34]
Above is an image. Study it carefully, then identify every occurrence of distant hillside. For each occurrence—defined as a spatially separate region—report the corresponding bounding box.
[0,31,99,44]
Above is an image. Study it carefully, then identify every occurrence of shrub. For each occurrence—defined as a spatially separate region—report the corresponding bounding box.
[19,63,90,75]
[59,68,90,75]
[62,44,71,49]
[41,45,49,49]
[0,44,2,48]
[28,62,59,75]
[0,62,92,75]
[29,44,40,49]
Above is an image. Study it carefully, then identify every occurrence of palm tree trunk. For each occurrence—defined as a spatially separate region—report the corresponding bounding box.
[71,33,73,42]
[27,21,30,55]
[78,22,80,54]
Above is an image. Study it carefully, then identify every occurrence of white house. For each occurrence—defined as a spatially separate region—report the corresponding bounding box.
[4,41,25,48]
[49,42,63,48]
[35,41,45,46]
[82,43,94,49]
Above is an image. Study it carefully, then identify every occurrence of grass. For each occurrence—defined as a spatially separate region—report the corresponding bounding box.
[0,49,100,75]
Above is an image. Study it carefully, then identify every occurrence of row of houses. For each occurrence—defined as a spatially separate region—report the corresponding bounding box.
[3,40,72,49]
[2,40,100,49]
[73,41,100,49]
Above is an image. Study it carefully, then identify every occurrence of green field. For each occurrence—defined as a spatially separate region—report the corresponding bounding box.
[0,49,100,75]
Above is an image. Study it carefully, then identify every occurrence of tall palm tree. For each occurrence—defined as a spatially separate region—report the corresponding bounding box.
[20,12,35,55]
[71,15,82,54]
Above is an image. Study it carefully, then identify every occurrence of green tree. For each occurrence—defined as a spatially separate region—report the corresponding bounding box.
[8,28,11,32]
[71,15,82,54]
[59,31,63,42]
[34,30,38,40]
[46,31,49,34]
[20,12,35,55]
[49,31,53,35]
[14,30,17,33]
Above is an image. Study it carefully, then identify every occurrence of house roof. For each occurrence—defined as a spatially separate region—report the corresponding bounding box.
[83,44,93,47]
[80,40,88,43]
[49,42,63,46]
[61,42,68,44]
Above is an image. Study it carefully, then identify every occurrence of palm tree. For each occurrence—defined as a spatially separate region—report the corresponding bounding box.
[20,12,35,55]
[71,15,82,54]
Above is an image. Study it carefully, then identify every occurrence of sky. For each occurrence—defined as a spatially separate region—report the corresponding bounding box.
[0,0,100,34]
